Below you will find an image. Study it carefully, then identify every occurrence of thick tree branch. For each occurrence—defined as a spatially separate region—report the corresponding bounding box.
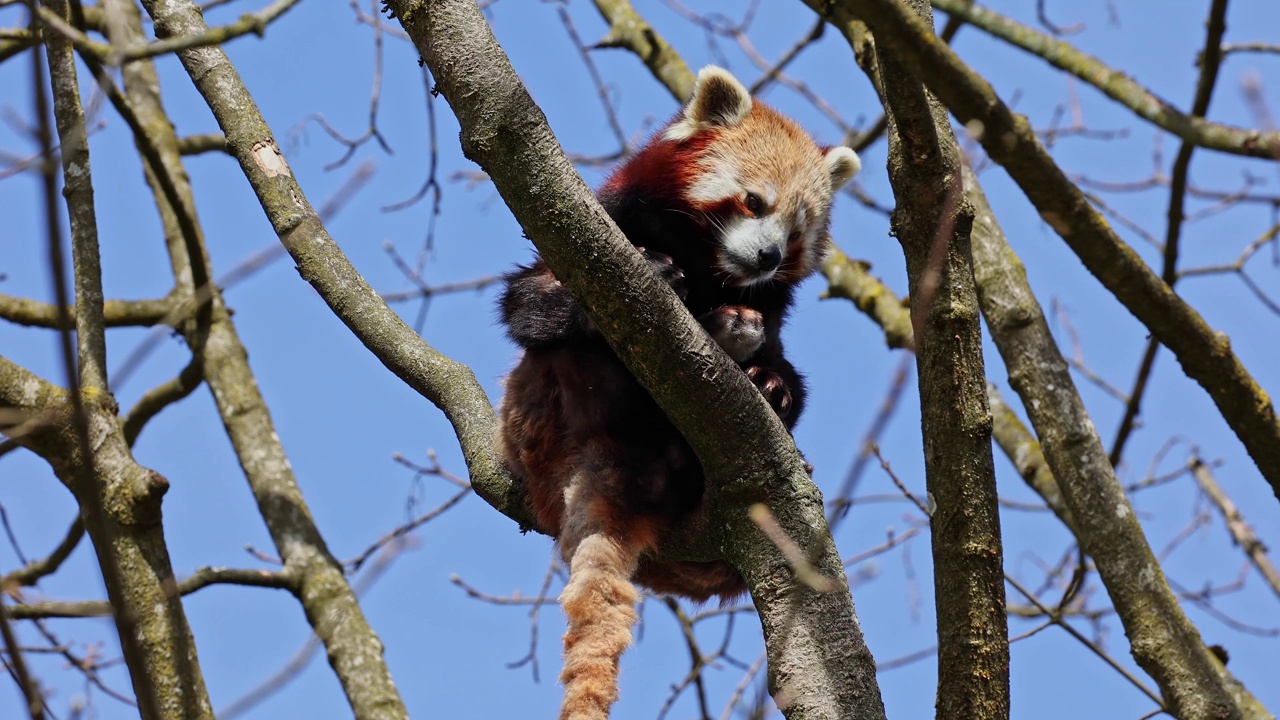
[862,1,1009,716]
[36,2,212,715]
[807,4,1255,716]
[828,0,1280,504]
[966,163,1240,719]
[392,2,887,717]
[110,3,411,718]
[930,0,1280,159]
[43,1,105,392]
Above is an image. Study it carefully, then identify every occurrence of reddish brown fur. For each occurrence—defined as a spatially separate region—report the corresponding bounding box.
[498,66,859,718]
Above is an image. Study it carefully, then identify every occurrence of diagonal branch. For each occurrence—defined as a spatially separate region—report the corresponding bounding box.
[108,2,411,718]
[965,162,1239,720]
[828,0,1280,505]
[930,0,1280,159]
[35,1,211,715]
[1191,458,1280,603]
[1,517,84,589]
[590,0,694,101]
[1110,0,1230,467]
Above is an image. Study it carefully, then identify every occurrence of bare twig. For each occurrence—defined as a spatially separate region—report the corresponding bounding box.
[1191,457,1280,602]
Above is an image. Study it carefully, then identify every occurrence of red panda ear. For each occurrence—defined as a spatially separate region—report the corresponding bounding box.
[824,146,862,191]
[664,66,752,142]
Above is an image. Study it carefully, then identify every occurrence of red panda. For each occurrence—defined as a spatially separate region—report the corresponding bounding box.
[498,66,860,720]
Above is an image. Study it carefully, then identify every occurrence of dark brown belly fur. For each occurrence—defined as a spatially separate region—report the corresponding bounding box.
[499,345,746,602]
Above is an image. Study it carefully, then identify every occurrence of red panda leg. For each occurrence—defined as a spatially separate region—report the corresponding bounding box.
[557,473,644,720]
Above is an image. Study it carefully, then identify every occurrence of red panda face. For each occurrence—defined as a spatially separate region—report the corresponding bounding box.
[663,67,861,287]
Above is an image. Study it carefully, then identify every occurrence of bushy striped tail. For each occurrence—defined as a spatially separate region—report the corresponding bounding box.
[558,532,640,720]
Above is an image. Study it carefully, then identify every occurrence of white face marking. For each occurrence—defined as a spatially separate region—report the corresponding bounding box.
[762,183,778,207]
[798,227,824,274]
[718,214,789,285]
[686,155,741,205]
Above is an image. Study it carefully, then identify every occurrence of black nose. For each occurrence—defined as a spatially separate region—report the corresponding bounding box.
[757,246,782,272]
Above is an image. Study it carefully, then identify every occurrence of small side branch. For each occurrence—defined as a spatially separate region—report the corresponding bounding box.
[8,567,297,620]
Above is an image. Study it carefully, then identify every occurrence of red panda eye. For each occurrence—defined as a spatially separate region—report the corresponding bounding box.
[788,230,802,242]
[745,193,763,214]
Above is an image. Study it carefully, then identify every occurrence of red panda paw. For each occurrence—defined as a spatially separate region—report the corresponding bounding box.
[637,247,688,301]
[700,305,765,362]
[745,365,792,420]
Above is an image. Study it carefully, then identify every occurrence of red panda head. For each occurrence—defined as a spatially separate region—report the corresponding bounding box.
[659,66,861,287]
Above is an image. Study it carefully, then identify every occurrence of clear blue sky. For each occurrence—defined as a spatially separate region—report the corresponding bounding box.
[1,1,1278,718]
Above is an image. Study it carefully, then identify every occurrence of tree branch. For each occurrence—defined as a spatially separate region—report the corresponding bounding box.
[589,0,694,102]
[820,250,914,351]
[176,133,226,155]
[830,0,1280,505]
[35,2,211,714]
[110,2,411,718]
[0,293,174,328]
[860,1,1008,715]
[1111,0,1229,468]
[1191,458,1280,603]
[120,357,204,447]
[965,161,1241,719]
[0,517,84,589]
[0,600,44,719]
[7,567,297,620]
[930,0,1280,159]
[821,249,1080,534]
